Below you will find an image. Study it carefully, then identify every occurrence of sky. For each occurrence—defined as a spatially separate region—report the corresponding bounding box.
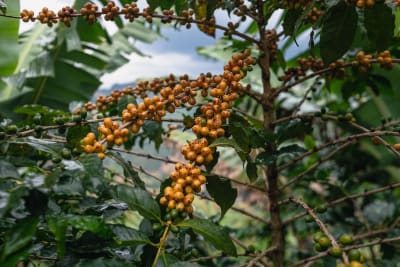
[19,1,307,89]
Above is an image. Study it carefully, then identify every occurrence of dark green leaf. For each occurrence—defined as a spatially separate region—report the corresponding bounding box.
[255,151,276,166]
[278,144,306,155]
[109,224,150,245]
[112,185,161,222]
[156,254,202,267]
[117,94,137,113]
[108,153,145,189]
[66,125,91,150]
[206,175,237,219]
[320,2,357,64]
[177,219,236,256]
[147,0,160,10]
[72,258,138,267]
[0,160,19,178]
[246,160,258,182]
[142,120,163,151]
[9,137,63,156]
[0,0,19,75]
[365,4,394,51]
[48,216,68,258]
[210,137,246,161]
[283,9,303,36]
[67,215,110,237]
[0,217,38,261]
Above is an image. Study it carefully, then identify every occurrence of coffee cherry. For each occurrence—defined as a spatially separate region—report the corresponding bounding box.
[339,234,353,245]
[329,246,343,258]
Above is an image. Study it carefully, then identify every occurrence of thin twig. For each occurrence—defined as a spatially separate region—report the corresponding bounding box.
[289,197,349,264]
[280,142,351,190]
[282,182,400,225]
[291,236,400,267]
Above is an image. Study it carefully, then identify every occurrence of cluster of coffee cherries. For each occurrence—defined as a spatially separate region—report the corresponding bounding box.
[82,132,107,160]
[36,7,58,27]
[120,2,140,22]
[122,97,166,126]
[58,6,78,27]
[78,51,254,217]
[80,2,101,25]
[190,52,255,141]
[102,1,120,21]
[159,163,207,213]
[98,118,129,146]
[265,29,279,63]
[278,56,324,82]
[281,0,313,9]
[20,6,78,27]
[377,50,393,69]
[355,0,375,8]
[353,51,373,73]
[181,138,215,165]
[305,7,323,24]
[328,59,346,79]
[96,87,135,111]
[20,9,35,22]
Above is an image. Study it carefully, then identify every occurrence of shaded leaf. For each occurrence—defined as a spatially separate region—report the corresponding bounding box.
[72,258,138,267]
[0,217,38,261]
[177,219,236,256]
[206,175,237,219]
[0,160,19,178]
[109,224,150,245]
[112,185,161,222]
[246,160,258,182]
[0,0,19,75]
[320,2,357,64]
[108,153,145,189]
[365,4,394,51]
[48,216,68,258]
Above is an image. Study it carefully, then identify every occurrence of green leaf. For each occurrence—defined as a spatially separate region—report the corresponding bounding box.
[177,219,236,256]
[278,144,306,155]
[108,153,145,189]
[255,151,276,166]
[9,136,63,156]
[283,9,303,36]
[72,258,138,267]
[48,216,68,258]
[304,135,316,150]
[78,153,103,177]
[210,137,246,161]
[160,0,174,9]
[320,2,357,64]
[0,245,31,267]
[109,224,150,245]
[66,125,91,150]
[0,0,19,75]
[206,175,237,219]
[117,94,137,113]
[112,185,161,222]
[147,0,161,10]
[364,4,394,51]
[246,160,258,182]
[230,122,250,153]
[0,160,19,178]
[0,217,38,261]
[156,254,202,267]
[67,215,110,237]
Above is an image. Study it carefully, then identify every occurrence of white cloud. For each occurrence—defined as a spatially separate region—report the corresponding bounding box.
[100,50,222,88]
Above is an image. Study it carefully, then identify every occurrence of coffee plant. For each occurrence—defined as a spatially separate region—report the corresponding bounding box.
[0,0,400,266]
